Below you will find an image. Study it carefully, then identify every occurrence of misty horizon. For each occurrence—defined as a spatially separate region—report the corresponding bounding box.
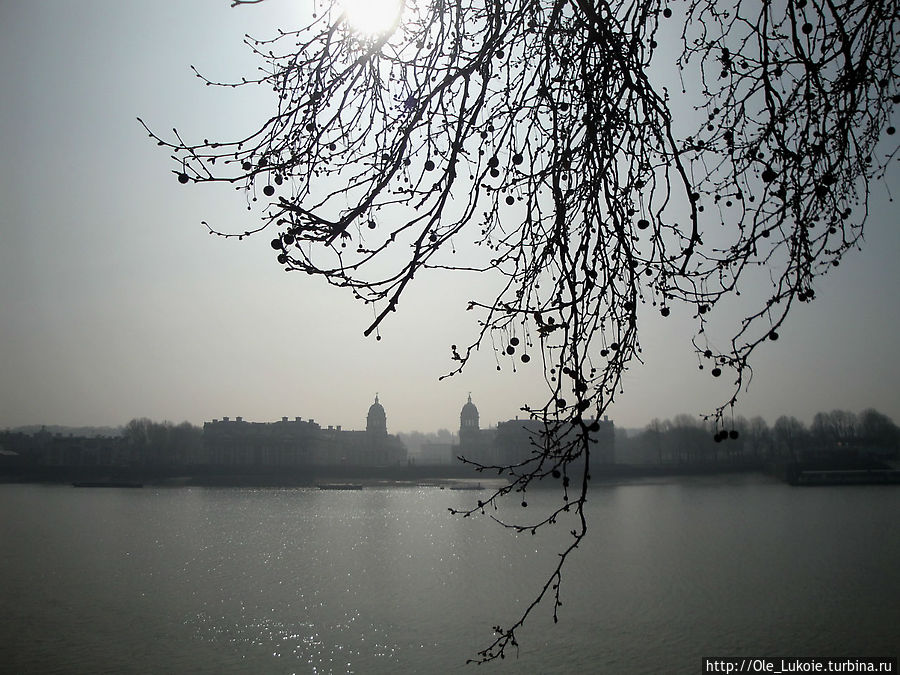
[5,404,897,441]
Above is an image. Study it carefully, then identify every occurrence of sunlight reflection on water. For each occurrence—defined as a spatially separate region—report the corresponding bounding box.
[1,480,898,673]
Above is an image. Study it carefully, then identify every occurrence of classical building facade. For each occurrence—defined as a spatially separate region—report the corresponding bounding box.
[455,395,615,468]
[201,396,406,467]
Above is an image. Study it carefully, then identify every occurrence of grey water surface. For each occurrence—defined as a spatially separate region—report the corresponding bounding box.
[1,476,897,673]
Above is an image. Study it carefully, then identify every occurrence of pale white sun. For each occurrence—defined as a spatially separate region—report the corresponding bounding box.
[340,0,404,36]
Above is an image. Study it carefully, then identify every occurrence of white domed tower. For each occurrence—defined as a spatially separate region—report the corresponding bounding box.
[459,393,480,445]
[366,394,387,436]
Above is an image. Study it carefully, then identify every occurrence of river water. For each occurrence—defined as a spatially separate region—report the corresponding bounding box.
[1,475,897,673]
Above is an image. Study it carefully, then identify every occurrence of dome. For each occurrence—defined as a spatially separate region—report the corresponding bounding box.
[367,394,387,435]
[460,393,479,432]
[461,393,478,416]
[368,394,386,418]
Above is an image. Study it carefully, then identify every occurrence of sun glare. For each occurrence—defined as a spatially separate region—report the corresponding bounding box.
[340,0,404,37]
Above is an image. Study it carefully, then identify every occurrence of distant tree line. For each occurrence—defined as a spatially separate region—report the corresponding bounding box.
[0,419,202,469]
[620,409,899,466]
[4,424,124,438]
[122,418,203,466]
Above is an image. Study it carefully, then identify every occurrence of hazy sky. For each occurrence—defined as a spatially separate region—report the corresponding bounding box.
[2,0,898,434]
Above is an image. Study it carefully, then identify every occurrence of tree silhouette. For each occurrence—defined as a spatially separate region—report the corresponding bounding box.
[144,0,898,661]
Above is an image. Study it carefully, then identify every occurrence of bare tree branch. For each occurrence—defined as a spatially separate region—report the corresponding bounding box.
[147,0,899,661]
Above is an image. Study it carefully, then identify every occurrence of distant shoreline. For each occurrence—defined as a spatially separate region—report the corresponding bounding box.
[4,458,897,488]
[0,460,767,488]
